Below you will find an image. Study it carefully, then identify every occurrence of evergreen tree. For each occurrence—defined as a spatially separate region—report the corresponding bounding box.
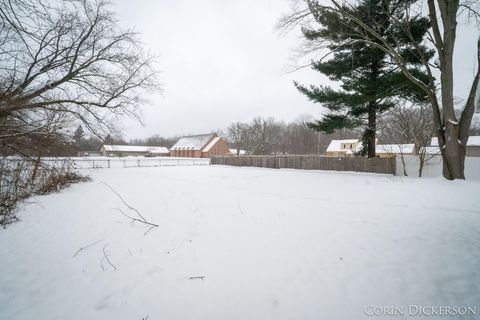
[72,125,86,150]
[295,0,433,157]
[104,134,114,145]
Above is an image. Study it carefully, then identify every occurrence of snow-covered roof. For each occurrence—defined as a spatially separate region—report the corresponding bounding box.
[229,148,246,155]
[431,136,480,147]
[203,136,222,152]
[376,144,415,154]
[326,139,360,152]
[170,134,215,151]
[424,146,441,155]
[102,145,169,154]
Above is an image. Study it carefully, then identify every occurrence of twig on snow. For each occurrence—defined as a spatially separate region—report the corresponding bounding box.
[100,182,148,223]
[73,238,105,258]
[101,181,159,233]
[101,244,117,271]
[188,276,205,280]
[114,207,159,228]
[237,203,245,216]
[143,225,157,236]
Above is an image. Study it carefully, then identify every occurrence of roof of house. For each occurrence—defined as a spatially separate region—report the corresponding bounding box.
[376,144,415,154]
[326,139,360,153]
[102,145,169,153]
[203,136,222,152]
[431,136,480,147]
[424,146,441,155]
[170,134,216,151]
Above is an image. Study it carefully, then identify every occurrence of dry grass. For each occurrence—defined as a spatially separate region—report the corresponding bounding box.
[0,157,90,228]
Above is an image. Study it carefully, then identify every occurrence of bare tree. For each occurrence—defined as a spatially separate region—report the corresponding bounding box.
[226,122,249,155]
[245,117,279,155]
[280,0,480,179]
[0,0,160,143]
[379,102,436,177]
[0,0,159,225]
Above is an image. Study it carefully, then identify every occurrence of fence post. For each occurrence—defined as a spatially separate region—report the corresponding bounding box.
[123,160,126,168]
[137,159,140,167]
[92,160,95,168]
[108,159,110,168]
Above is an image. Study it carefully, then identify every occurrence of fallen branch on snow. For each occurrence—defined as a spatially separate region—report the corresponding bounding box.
[73,238,105,258]
[114,207,159,228]
[100,182,149,223]
[101,244,117,271]
[100,182,159,233]
[188,276,205,280]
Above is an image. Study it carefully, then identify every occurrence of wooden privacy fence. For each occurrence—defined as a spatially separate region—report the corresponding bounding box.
[211,155,396,175]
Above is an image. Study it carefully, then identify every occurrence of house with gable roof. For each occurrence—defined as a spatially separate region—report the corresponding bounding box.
[169,133,230,158]
[325,139,361,157]
[325,139,416,157]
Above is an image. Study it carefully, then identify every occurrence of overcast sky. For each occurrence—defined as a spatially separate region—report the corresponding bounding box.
[112,0,479,139]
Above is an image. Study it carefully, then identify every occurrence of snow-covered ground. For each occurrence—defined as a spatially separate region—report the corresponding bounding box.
[0,166,479,320]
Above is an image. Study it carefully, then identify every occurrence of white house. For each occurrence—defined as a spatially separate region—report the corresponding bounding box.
[100,145,169,157]
[325,139,361,157]
[375,144,416,157]
[326,139,416,157]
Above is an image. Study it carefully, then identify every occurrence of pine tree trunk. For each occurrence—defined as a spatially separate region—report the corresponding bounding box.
[367,105,376,158]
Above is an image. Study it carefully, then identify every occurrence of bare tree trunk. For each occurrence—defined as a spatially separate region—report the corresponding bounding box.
[418,149,427,178]
[399,152,407,176]
[437,0,465,180]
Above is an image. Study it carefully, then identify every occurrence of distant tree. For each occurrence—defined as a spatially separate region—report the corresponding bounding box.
[129,135,178,148]
[85,136,103,151]
[103,135,114,145]
[285,115,322,154]
[245,117,279,155]
[293,0,432,158]
[227,122,249,155]
[379,102,435,176]
[72,125,86,150]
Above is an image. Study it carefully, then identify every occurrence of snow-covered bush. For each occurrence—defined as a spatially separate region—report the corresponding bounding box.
[0,157,89,227]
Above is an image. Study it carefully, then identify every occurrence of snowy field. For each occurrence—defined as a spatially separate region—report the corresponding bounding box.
[0,166,479,320]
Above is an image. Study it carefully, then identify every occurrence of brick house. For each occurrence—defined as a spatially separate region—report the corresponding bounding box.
[170,133,229,158]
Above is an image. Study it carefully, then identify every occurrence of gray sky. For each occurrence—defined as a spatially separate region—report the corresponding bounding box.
[113,0,479,139]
